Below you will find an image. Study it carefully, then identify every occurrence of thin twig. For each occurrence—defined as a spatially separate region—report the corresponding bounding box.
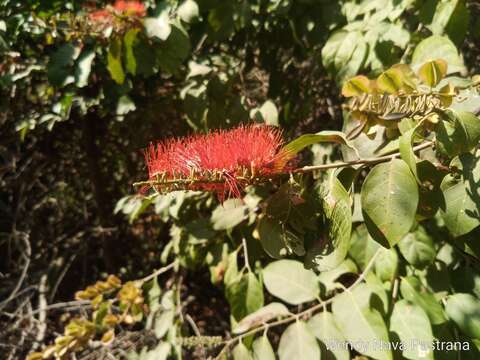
[214,248,382,359]
[136,261,178,285]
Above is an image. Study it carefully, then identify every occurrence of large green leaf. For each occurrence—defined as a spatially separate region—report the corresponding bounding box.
[256,216,286,259]
[252,335,275,360]
[440,152,480,237]
[411,35,465,74]
[318,259,358,296]
[263,260,319,305]
[308,311,350,360]
[361,159,419,247]
[428,0,470,45]
[332,284,392,360]
[390,300,434,360]
[445,293,480,339]
[373,248,398,282]
[282,131,359,159]
[349,224,381,271]
[278,321,320,360]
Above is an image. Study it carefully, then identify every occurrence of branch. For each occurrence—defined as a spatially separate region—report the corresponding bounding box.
[214,248,382,359]
[136,261,178,285]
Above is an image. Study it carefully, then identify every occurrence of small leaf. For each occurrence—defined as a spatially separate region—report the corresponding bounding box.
[252,335,275,360]
[107,37,125,84]
[258,100,279,126]
[374,248,398,282]
[418,59,448,87]
[308,311,350,360]
[445,293,480,339]
[412,36,465,74]
[282,130,359,159]
[233,342,252,360]
[144,9,172,40]
[278,321,320,360]
[226,273,264,321]
[234,302,289,334]
[390,300,434,360]
[342,75,371,97]
[256,216,287,259]
[377,68,405,94]
[211,199,248,230]
[178,0,200,23]
[398,226,435,269]
[263,260,319,305]
[361,159,419,247]
[75,49,95,88]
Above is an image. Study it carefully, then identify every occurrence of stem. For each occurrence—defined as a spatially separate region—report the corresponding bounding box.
[242,238,252,273]
[136,260,178,285]
[214,248,382,359]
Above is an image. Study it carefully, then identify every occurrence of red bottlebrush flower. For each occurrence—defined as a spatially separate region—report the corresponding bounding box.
[88,9,113,22]
[113,0,146,17]
[143,125,294,199]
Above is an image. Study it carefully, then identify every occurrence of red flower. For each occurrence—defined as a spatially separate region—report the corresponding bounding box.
[113,0,146,17]
[144,125,293,199]
[88,9,113,22]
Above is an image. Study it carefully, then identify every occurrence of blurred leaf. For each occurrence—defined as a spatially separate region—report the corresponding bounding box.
[75,49,95,88]
[278,321,320,360]
[412,35,465,74]
[211,199,249,230]
[361,159,419,248]
[108,37,125,84]
[226,273,264,321]
[400,276,447,325]
[308,311,350,360]
[342,75,372,97]
[256,216,286,259]
[178,0,200,23]
[256,100,279,126]
[332,284,392,360]
[374,248,398,282]
[252,335,275,360]
[144,8,171,40]
[390,300,434,360]
[263,260,319,305]
[233,342,252,360]
[234,302,289,334]
[47,44,80,86]
[445,293,480,339]
[398,226,435,269]
[418,59,448,87]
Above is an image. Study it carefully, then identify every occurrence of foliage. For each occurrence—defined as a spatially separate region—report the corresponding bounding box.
[2,1,480,360]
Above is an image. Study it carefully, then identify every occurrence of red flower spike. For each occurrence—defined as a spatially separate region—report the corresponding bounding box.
[144,125,294,199]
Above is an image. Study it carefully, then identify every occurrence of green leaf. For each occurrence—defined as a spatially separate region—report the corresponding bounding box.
[349,224,381,271]
[116,95,136,117]
[226,272,264,321]
[75,49,95,88]
[282,130,359,159]
[361,159,419,247]
[400,276,447,325]
[440,152,480,237]
[145,342,171,360]
[445,293,480,339]
[178,0,200,23]
[278,321,320,360]
[256,216,286,259]
[124,28,140,75]
[257,100,279,126]
[144,7,171,40]
[234,302,289,334]
[263,260,319,305]
[412,35,465,74]
[342,75,372,97]
[399,121,427,182]
[308,311,350,360]
[374,248,398,282]
[233,342,252,360]
[318,259,358,296]
[377,67,405,94]
[211,199,248,230]
[155,24,191,74]
[418,59,448,87]
[429,0,470,45]
[398,226,435,269]
[47,44,81,86]
[306,176,351,271]
[332,284,392,360]
[390,300,434,360]
[107,37,125,84]
[252,335,275,360]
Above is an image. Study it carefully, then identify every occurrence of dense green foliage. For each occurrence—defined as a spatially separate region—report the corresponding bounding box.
[2,0,480,359]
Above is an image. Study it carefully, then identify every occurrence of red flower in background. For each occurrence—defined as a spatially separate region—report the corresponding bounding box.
[144,125,294,199]
[113,0,146,17]
[88,1,145,24]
